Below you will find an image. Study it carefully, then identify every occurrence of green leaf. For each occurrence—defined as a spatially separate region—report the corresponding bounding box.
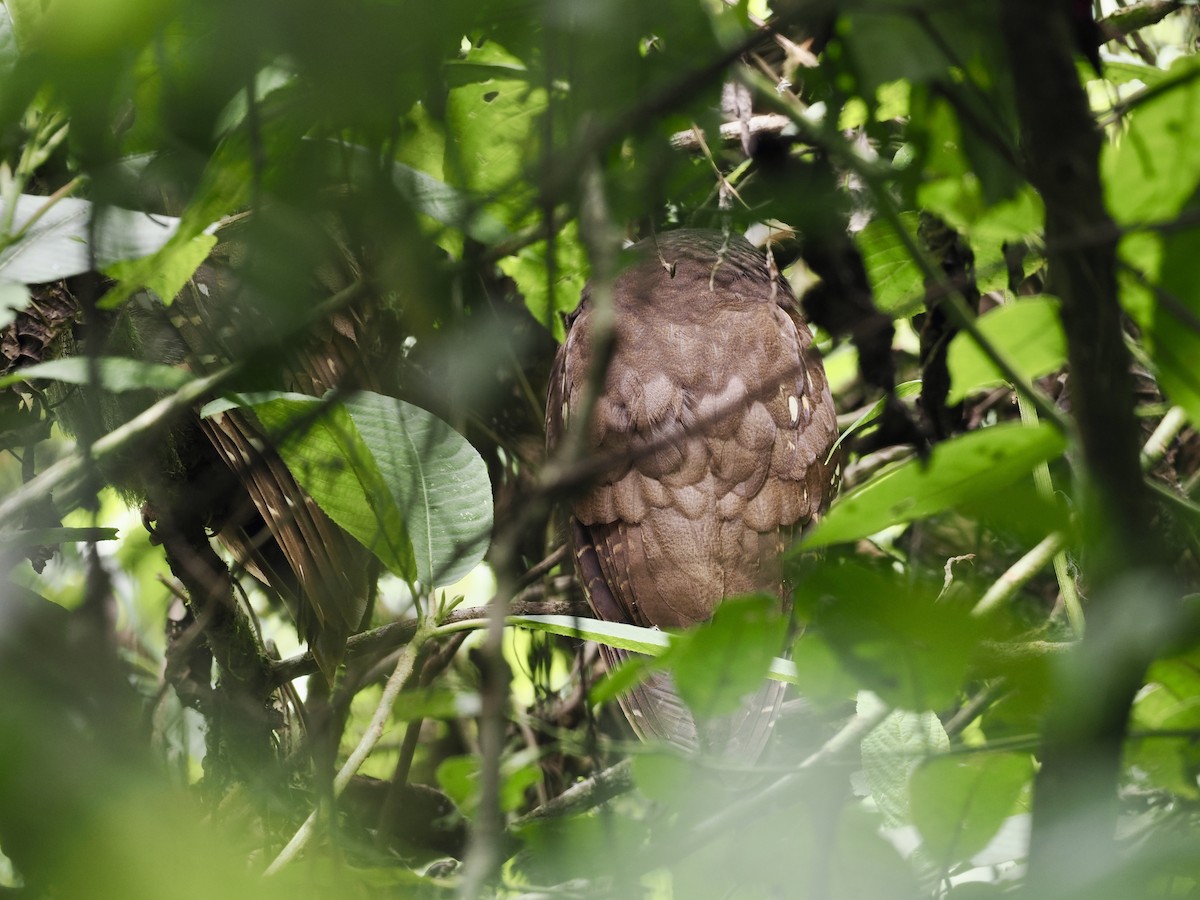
[498,220,588,339]
[587,653,654,706]
[390,687,481,721]
[790,633,860,709]
[664,594,788,720]
[1151,199,1200,429]
[859,694,949,829]
[1129,653,1200,798]
[792,555,983,711]
[97,129,252,309]
[855,211,924,317]
[828,380,922,461]
[1103,56,1200,226]
[4,0,41,50]
[344,391,492,587]
[805,422,1067,548]
[444,42,545,229]
[508,614,671,656]
[391,159,510,245]
[436,752,541,816]
[316,138,512,245]
[910,752,1033,864]
[0,194,191,284]
[0,356,193,391]
[105,232,217,306]
[631,753,697,806]
[843,5,957,93]
[206,390,493,587]
[1102,60,1170,88]
[946,296,1066,403]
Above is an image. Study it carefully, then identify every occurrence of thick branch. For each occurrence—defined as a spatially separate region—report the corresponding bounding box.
[1000,3,1165,890]
[1101,0,1187,40]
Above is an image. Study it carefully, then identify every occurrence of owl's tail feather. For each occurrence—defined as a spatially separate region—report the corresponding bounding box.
[599,645,785,769]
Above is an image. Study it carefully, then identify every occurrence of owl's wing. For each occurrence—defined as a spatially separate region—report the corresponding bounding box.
[163,265,377,677]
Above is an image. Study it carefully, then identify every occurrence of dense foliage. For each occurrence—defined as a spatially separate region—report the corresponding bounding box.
[1,0,1199,897]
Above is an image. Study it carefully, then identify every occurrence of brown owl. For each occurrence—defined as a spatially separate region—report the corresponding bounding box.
[547,229,840,760]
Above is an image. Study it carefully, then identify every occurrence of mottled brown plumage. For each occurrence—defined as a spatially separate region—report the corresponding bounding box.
[547,229,839,759]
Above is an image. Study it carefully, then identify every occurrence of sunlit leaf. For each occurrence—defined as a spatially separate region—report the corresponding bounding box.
[947,296,1066,403]
[1103,56,1200,226]
[508,613,671,656]
[806,422,1067,548]
[855,211,924,317]
[508,614,800,686]
[499,220,588,339]
[106,232,217,306]
[444,42,545,229]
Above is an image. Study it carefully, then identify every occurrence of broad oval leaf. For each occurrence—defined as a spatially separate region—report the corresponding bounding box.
[947,296,1066,403]
[806,422,1067,548]
[343,391,492,587]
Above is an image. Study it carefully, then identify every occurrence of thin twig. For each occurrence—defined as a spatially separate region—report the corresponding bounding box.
[268,597,589,686]
[668,114,793,152]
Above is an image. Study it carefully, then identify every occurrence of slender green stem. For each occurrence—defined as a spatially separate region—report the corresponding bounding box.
[1016,392,1085,635]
